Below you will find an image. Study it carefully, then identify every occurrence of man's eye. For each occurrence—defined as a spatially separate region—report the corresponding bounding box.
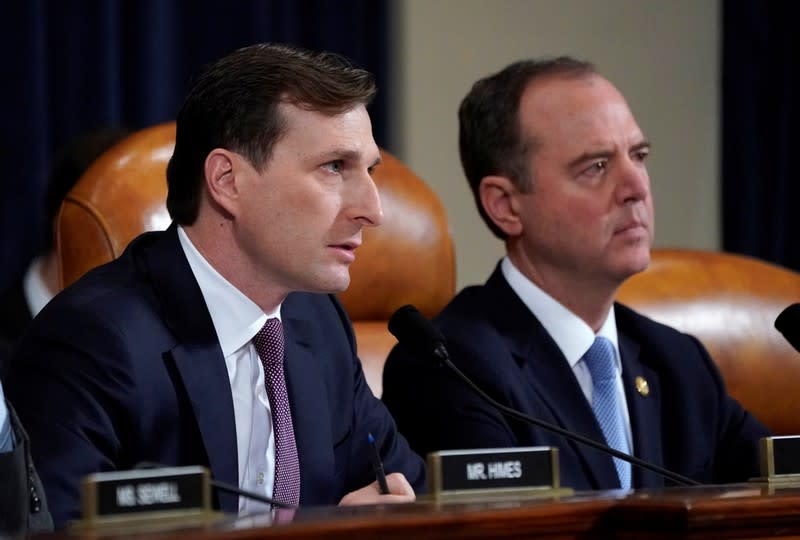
[587,160,607,174]
[576,160,608,182]
[323,161,343,174]
[634,150,650,162]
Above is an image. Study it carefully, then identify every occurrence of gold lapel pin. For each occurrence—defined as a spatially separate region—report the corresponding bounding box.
[635,376,650,397]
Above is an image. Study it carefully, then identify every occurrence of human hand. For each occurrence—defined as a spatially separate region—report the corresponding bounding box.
[338,472,415,505]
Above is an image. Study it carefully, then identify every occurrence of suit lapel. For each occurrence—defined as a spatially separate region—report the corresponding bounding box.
[137,225,239,512]
[281,308,333,505]
[618,329,664,487]
[523,335,621,488]
[484,267,620,489]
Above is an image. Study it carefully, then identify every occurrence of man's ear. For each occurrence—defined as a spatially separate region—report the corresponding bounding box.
[203,149,239,216]
[479,175,523,236]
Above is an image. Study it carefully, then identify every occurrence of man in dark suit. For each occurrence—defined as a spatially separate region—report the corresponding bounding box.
[7,43,424,528]
[1,383,52,535]
[0,128,127,368]
[0,130,123,536]
[382,57,769,490]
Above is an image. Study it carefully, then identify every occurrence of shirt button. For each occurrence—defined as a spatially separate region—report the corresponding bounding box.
[257,472,265,484]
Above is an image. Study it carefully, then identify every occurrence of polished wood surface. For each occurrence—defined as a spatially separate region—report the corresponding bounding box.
[56,122,455,398]
[618,249,800,435]
[39,484,800,540]
[613,485,800,539]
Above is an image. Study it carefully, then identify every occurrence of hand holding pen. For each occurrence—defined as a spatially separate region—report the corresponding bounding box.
[367,432,390,494]
[337,433,416,505]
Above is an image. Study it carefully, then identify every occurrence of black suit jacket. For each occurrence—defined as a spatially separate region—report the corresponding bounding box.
[0,278,33,375]
[7,225,425,528]
[0,399,52,536]
[382,264,769,490]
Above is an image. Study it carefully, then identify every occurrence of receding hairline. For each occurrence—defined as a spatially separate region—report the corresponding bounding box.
[515,72,620,142]
[519,69,608,103]
[254,99,380,167]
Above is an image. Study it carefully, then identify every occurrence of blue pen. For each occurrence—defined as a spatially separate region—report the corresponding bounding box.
[367,433,390,494]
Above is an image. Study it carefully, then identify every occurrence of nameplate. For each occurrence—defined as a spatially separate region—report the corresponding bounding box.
[426,447,571,501]
[757,436,800,483]
[78,466,214,526]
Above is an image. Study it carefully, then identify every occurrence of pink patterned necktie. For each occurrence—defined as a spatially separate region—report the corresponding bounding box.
[252,318,301,506]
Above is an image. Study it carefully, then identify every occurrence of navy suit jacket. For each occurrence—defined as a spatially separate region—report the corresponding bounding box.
[0,400,52,536]
[0,278,33,375]
[382,264,769,490]
[7,226,425,528]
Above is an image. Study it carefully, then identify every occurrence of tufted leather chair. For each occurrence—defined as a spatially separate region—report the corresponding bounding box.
[56,122,456,397]
[618,250,800,435]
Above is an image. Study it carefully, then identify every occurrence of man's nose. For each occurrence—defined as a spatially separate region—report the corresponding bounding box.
[615,159,650,204]
[350,171,383,227]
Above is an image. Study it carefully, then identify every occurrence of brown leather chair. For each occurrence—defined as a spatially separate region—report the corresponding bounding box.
[618,250,800,435]
[57,122,455,397]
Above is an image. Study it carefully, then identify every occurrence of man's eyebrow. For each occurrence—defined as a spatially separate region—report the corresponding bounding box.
[567,140,652,169]
[567,149,613,169]
[321,148,382,168]
[324,148,361,161]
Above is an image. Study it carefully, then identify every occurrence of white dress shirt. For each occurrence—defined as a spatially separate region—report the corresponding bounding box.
[23,256,53,317]
[178,226,276,515]
[0,384,13,453]
[501,257,633,452]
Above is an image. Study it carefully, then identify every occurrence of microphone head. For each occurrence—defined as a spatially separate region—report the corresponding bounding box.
[776,303,800,353]
[388,304,448,361]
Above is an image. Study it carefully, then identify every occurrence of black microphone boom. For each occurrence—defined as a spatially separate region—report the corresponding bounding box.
[388,305,701,488]
[210,479,297,509]
[135,462,297,509]
[776,303,800,353]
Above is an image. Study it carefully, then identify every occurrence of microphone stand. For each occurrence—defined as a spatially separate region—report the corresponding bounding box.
[135,462,298,509]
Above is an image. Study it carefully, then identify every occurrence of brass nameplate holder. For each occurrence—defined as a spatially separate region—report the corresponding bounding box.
[425,446,572,502]
[73,465,219,530]
[751,436,800,487]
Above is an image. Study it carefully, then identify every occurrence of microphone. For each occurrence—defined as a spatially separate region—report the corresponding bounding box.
[776,303,800,353]
[135,462,297,509]
[388,305,701,487]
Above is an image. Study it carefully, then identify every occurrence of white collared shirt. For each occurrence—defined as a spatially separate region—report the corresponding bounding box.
[177,226,275,515]
[23,256,54,317]
[500,257,633,452]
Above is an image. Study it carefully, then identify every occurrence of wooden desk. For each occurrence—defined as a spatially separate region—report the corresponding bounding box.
[41,484,800,540]
[613,484,800,539]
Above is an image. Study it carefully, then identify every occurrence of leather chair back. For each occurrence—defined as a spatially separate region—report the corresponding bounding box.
[57,122,455,397]
[618,249,800,434]
[57,124,175,288]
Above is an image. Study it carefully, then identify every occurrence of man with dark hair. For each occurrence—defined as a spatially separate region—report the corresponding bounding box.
[382,57,769,490]
[0,128,128,366]
[8,43,424,528]
[0,129,125,536]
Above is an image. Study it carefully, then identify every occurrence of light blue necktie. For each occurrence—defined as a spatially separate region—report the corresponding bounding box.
[0,383,14,453]
[584,336,631,488]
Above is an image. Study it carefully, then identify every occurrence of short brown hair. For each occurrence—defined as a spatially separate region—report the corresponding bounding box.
[458,57,595,239]
[166,43,377,224]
